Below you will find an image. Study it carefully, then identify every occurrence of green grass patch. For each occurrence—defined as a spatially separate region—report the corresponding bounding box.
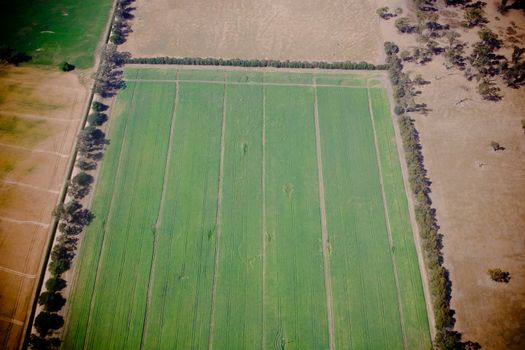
[0,0,113,68]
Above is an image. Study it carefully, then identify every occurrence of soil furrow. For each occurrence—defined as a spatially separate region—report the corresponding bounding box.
[207,83,227,350]
[312,79,335,350]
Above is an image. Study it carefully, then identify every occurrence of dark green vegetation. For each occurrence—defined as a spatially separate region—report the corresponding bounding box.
[488,268,511,283]
[126,57,387,70]
[64,68,431,349]
[0,0,113,68]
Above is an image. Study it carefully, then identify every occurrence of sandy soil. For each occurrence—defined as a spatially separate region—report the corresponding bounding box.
[0,66,89,350]
[378,1,525,348]
[121,0,382,63]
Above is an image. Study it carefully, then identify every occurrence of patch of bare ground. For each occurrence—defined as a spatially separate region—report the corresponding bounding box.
[378,1,525,348]
[0,65,89,349]
[120,0,382,63]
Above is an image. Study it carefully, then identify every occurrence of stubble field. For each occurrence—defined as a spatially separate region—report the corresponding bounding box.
[63,67,431,349]
[120,0,381,63]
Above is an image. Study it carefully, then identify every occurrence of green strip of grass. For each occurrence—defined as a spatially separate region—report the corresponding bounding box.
[212,84,264,348]
[264,85,329,349]
[142,82,224,349]
[369,87,432,349]
[317,86,405,349]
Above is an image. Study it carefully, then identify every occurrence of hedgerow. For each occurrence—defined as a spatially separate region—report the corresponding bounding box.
[125,56,387,70]
[384,41,473,349]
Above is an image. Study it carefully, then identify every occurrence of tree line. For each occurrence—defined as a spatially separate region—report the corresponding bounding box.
[29,98,112,349]
[29,44,124,350]
[125,56,387,70]
[385,41,480,350]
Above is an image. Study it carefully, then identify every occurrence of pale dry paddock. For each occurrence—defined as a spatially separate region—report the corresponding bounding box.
[121,0,382,63]
[0,66,89,350]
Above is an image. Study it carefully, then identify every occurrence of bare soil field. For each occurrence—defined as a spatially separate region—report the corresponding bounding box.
[120,0,382,63]
[0,65,89,349]
[378,1,525,348]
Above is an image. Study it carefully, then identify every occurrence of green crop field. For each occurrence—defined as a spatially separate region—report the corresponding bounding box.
[64,67,431,349]
[0,0,113,68]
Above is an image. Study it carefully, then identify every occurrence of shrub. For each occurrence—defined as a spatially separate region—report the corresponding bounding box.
[29,334,61,350]
[34,312,64,336]
[488,268,511,282]
[394,105,405,115]
[76,158,97,171]
[384,42,400,56]
[478,79,502,101]
[395,17,416,33]
[48,256,70,276]
[92,101,109,112]
[38,292,66,312]
[88,112,108,126]
[45,277,67,293]
[463,8,487,27]
[72,172,94,187]
[60,62,75,72]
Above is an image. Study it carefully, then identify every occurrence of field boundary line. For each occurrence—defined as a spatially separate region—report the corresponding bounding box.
[0,216,49,228]
[1,180,59,194]
[125,78,366,90]
[139,81,180,349]
[0,266,36,279]
[0,315,24,327]
[312,78,335,350]
[0,143,70,158]
[208,83,227,350]
[260,85,267,349]
[366,81,408,348]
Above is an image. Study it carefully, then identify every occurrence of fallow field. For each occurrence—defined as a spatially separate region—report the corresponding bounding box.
[64,67,431,349]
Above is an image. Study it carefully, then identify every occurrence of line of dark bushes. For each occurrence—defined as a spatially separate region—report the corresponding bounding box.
[385,41,480,350]
[29,96,113,350]
[110,0,136,45]
[125,56,387,70]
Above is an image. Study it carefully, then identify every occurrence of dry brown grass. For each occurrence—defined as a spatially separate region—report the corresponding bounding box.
[121,0,383,63]
[0,65,88,349]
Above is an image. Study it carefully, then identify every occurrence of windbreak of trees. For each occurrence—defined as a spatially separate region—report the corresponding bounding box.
[94,44,130,98]
[110,0,136,45]
[125,56,387,70]
[30,98,111,349]
[385,41,480,350]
